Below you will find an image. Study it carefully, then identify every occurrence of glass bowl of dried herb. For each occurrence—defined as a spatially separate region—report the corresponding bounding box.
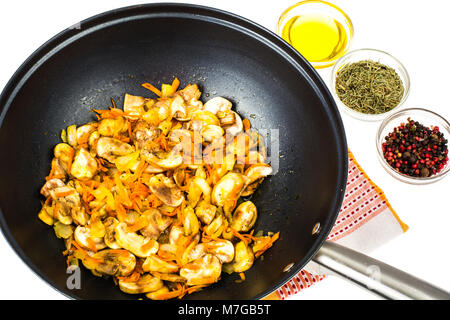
[331,48,410,121]
[376,108,450,184]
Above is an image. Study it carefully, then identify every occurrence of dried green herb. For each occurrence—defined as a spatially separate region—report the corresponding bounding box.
[335,60,404,114]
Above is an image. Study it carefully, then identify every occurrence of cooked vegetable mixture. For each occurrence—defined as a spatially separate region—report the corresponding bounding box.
[38,78,278,299]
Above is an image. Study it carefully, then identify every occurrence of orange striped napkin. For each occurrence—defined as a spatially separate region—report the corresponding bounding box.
[264,150,409,300]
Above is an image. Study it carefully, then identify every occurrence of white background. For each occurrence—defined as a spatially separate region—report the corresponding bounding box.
[0,0,449,300]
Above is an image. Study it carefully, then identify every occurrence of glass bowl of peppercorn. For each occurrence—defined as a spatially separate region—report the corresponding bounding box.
[331,48,410,121]
[376,108,450,184]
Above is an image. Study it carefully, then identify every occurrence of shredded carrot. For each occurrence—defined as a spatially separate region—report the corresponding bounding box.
[53,189,75,198]
[53,202,61,217]
[71,240,102,262]
[130,182,149,200]
[125,160,147,184]
[254,232,280,258]
[243,118,251,132]
[82,201,92,215]
[185,284,207,295]
[86,237,99,252]
[230,228,253,246]
[141,82,162,97]
[115,199,128,222]
[155,287,185,300]
[92,107,124,119]
[171,77,180,92]
[117,271,140,283]
[71,240,85,252]
[147,193,163,208]
[66,148,75,173]
[111,98,117,109]
[156,250,177,262]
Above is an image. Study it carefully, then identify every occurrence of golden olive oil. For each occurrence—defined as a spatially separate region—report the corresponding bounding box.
[281,14,348,67]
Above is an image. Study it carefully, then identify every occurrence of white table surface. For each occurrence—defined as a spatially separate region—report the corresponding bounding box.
[0,0,448,300]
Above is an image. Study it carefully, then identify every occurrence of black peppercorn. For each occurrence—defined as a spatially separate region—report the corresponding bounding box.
[382,118,448,178]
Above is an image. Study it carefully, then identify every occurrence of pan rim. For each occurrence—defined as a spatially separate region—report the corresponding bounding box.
[0,2,348,300]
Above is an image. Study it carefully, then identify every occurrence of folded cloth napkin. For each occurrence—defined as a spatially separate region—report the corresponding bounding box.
[264,150,409,300]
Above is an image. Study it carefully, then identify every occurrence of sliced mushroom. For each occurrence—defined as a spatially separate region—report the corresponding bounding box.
[76,123,98,145]
[203,97,232,115]
[170,95,188,120]
[246,150,266,165]
[211,172,246,219]
[230,201,257,232]
[66,125,77,147]
[140,208,173,240]
[201,124,224,142]
[218,110,236,126]
[177,84,201,103]
[153,98,171,121]
[123,93,147,119]
[40,178,65,197]
[183,243,206,264]
[88,131,100,156]
[244,163,273,186]
[145,286,170,300]
[183,206,200,237]
[191,110,220,127]
[158,243,178,261]
[203,213,226,238]
[74,225,107,251]
[70,148,98,180]
[146,174,183,207]
[83,249,136,277]
[187,177,211,208]
[223,111,243,137]
[114,150,140,172]
[143,163,165,174]
[38,205,54,226]
[96,137,134,163]
[150,273,186,283]
[142,254,179,273]
[50,158,69,180]
[114,222,159,258]
[179,253,222,286]
[103,217,121,249]
[168,225,191,248]
[133,120,162,151]
[53,221,73,239]
[195,200,217,225]
[144,149,183,170]
[98,116,127,137]
[49,186,88,225]
[54,143,75,173]
[203,239,235,263]
[226,241,254,273]
[118,274,163,294]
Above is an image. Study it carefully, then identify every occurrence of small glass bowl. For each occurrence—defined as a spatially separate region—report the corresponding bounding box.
[331,48,410,121]
[376,108,450,184]
[276,0,354,69]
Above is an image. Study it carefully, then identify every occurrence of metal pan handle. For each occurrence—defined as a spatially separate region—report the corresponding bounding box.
[312,241,450,300]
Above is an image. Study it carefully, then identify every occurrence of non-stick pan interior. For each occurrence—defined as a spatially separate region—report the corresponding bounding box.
[0,4,347,299]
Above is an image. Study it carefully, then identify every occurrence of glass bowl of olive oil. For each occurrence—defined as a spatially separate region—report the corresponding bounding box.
[276,0,354,69]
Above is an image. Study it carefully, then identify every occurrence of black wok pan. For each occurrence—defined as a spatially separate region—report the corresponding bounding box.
[0,3,447,300]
